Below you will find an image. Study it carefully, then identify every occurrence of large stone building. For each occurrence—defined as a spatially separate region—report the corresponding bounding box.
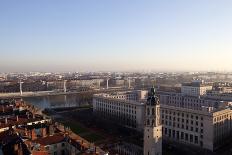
[93,90,147,131]
[93,88,232,152]
[181,82,213,97]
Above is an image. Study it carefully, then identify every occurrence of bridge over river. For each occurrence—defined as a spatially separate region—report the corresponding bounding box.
[0,87,130,99]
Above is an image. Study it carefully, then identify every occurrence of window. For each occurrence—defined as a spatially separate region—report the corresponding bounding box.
[181,132,184,139]
[169,129,171,137]
[201,129,203,133]
[185,133,188,141]
[172,130,175,138]
[152,119,155,126]
[191,127,193,131]
[53,144,57,149]
[147,119,150,125]
[195,136,198,144]
[176,131,180,139]
[190,134,193,142]
[165,128,167,135]
[147,108,150,115]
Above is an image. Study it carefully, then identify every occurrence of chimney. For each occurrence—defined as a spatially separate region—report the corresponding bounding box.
[18,143,24,155]
[27,112,30,119]
[14,143,19,152]
[31,129,37,140]
[41,127,47,137]
[49,125,54,135]
[25,128,28,136]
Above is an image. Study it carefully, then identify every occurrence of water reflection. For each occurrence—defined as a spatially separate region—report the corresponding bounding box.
[24,94,91,109]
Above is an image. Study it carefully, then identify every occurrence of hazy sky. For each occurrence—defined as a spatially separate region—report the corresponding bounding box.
[0,0,232,72]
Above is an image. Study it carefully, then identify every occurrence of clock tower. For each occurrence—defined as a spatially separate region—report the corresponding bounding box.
[144,87,162,155]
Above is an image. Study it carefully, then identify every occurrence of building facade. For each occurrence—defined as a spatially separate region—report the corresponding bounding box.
[181,82,213,97]
[93,89,232,152]
[93,90,147,131]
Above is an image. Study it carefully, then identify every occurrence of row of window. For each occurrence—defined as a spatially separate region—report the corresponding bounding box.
[162,120,204,133]
[96,100,137,109]
[98,110,137,120]
[163,128,203,146]
[161,110,204,120]
[162,116,203,127]
[214,114,232,122]
[96,106,137,116]
[96,101,137,114]
[99,111,137,128]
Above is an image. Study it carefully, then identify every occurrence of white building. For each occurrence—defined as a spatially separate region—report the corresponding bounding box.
[93,90,148,131]
[181,82,212,97]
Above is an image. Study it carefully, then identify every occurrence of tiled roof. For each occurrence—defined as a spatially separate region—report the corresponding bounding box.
[32,133,65,146]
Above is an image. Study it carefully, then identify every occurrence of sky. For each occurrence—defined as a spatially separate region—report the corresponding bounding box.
[0,0,232,72]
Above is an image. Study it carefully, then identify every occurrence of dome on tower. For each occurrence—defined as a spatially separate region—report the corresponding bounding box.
[147,87,159,105]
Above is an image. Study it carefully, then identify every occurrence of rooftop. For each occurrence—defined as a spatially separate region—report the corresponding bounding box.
[32,133,65,146]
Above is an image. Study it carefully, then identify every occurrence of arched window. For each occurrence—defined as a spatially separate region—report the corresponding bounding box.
[147,119,150,125]
[147,108,150,115]
[152,119,155,126]
[152,108,155,115]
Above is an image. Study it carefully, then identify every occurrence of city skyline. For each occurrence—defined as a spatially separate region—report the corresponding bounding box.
[1,0,232,72]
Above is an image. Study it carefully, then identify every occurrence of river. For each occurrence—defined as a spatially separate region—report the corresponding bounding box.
[23,94,92,110]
